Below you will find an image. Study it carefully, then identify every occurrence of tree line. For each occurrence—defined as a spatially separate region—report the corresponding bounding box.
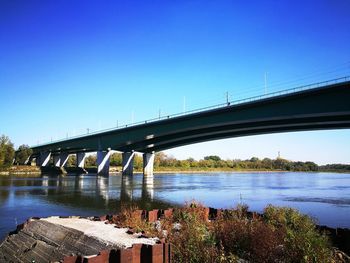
[0,135,33,168]
[69,152,350,173]
[1,134,349,172]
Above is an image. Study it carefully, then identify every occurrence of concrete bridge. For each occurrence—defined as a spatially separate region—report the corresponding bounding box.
[29,77,350,176]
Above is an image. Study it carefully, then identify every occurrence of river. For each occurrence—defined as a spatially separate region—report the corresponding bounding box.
[0,172,350,240]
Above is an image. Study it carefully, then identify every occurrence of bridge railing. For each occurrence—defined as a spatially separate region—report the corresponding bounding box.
[33,76,350,147]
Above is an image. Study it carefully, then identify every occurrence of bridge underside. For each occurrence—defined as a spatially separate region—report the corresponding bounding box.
[29,80,350,175]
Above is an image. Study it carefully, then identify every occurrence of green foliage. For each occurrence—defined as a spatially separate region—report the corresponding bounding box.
[85,154,96,167]
[204,155,222,161]
[153,152,322,172]
[170,204,221,263]
[170,203,335,262]
[320,163,350,172]
[66,155,76,167]
[0,135,15,168]
[133,154,143,169]
[110,152,122,166]
[263,205,333,262]
[15,144,33,165]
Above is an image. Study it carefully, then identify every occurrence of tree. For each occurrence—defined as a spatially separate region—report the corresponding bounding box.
[67,155,76,167]
[110,152,122,166]
[85,154,97,167]
[272,158,290,170]
[262,158,273,169]
[204,155,221,162]
[250,157,259,162]
[154,152,168,167]
[15,144,33,165]
[134,154,143,169]
[0,135,15,168]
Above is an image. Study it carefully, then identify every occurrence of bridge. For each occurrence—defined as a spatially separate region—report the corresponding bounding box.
[29,77,350,176]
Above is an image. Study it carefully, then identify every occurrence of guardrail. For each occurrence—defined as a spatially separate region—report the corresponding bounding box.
[33,76,350,147]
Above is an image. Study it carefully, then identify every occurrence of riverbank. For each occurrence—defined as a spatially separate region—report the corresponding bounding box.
[3,165,348,177]
[152,166,350,174]
[0,165,40,176]
[1,205,349,262]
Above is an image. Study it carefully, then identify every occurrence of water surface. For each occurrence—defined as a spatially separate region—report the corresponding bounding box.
[0,172,350,240]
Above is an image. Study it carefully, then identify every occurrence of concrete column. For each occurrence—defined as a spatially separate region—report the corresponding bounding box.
[53,155,60,167]
[122,152,135,176]
[24,155,33,165]
[97,150,111,175]
[40,152,51,167]
[59,153,69,167]
[143,152,155,176]
[35,156,40,166]
[76,152,86,168]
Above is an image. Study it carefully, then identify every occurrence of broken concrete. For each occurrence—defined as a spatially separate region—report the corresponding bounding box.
[0,217,162,263]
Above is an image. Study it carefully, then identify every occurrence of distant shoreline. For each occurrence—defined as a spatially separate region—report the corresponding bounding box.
[1,165,350,176]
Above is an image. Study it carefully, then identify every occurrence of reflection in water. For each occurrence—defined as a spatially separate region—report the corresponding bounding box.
[121,175,133,202]
[0,174,173,240]
[1,172,350,240]
[142,175,154,201]
[0,175,174,242]
[120,175,155,211]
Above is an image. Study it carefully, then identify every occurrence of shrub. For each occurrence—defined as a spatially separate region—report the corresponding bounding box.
[169,202,220,263]
[112,203,338,263]
[214,209,285,262]
[111,205,157,236]
[263,205,333,262]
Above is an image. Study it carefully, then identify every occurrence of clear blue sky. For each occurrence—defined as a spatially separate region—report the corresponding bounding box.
[1,0,350,164]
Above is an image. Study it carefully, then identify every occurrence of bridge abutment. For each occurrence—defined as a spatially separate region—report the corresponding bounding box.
[143,152,155,176]
[122,152,135,176]
[76,153,86,168]
[97,150,111,175]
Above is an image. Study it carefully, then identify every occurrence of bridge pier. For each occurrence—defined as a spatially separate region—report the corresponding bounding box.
[143,152,155,176]
[76,153,86,168]
[59,153,69,167]
[39,152,51,167]
[97,150,111,175]
[24,155,33,165]
[53,155,61,167]
[122,152,135,176]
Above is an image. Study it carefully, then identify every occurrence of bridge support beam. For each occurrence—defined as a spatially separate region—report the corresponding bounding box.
[39,152,51,167]
[122,152,135,176]
[59,153,69,167]
[97,150,111,175]
[143,152,155,176]
[76,153,86,168]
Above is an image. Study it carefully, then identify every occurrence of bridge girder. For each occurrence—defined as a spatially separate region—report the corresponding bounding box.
[31,80,350,156]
